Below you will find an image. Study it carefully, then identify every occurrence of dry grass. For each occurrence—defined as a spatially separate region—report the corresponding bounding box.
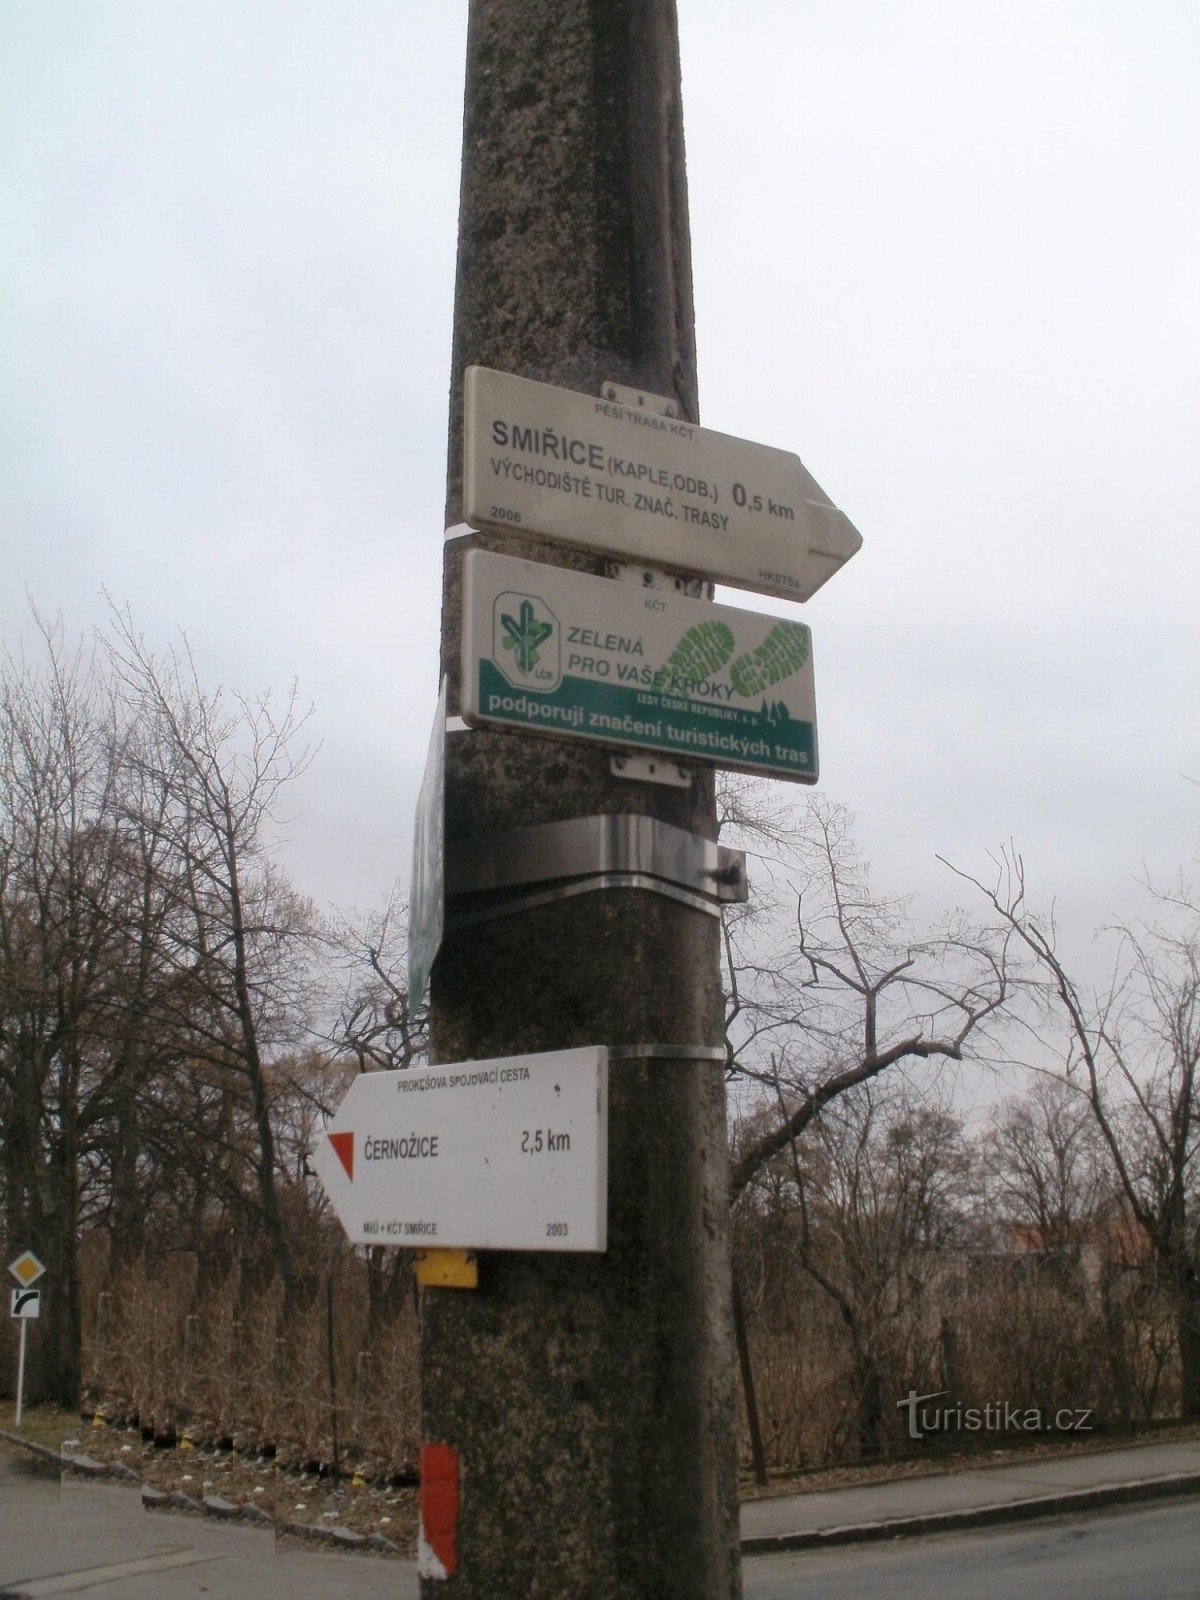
[81,1247,420,1477]
[44,1226,1188,1497]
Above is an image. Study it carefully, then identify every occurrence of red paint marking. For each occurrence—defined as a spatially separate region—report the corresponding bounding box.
[328,1131,354,1182]
[420,1442,459,1577]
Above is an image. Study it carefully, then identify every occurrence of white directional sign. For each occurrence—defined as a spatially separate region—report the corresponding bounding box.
[10,1288,40,1320]
[7,1251,45,1289]
[462,365,862,603]
[407,678,447,1013]
[314,1048,608,1253]
[463,550,818,782]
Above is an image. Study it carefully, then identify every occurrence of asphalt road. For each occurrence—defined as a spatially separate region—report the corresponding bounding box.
[744,1499,1200,1600]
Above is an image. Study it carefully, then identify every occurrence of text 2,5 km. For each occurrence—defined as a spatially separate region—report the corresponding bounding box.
[521,1128,572,1154]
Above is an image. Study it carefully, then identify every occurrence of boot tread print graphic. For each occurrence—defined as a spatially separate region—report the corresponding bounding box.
[653,620,735,690]
[729,622,810,698]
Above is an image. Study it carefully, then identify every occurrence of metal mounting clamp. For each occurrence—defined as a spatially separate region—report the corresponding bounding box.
[606,1044,728,1063]
[610,751,692,789]
[444,813,748,927]
[600,381,680,419]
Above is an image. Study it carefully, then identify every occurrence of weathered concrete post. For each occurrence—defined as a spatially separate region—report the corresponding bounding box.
[423,3,741,1596]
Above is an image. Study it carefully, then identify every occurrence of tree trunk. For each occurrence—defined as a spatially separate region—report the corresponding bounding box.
[855,1350,884,1458]
[1177,1268,1200,1421]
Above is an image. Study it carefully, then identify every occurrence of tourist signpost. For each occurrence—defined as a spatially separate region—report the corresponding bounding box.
[462,365,862,602]
[462,549,818,782]
[416,7,869,1588]
[314,1048,608,1253]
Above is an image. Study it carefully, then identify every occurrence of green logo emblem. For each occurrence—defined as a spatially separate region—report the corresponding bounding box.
[500,598,554,674]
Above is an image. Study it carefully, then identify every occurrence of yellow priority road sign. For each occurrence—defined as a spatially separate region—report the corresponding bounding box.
[8,1251,46,1289]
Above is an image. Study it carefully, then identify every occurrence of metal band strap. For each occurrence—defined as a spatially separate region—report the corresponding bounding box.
[444,814,748,921]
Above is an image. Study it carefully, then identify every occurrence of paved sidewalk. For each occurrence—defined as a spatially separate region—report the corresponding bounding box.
[0,1450,416,1600]
[741,1438,1200,1552]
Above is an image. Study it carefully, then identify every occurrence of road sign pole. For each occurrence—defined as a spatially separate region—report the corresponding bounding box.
[425,3,740,1595]
[14,1317,28,1428]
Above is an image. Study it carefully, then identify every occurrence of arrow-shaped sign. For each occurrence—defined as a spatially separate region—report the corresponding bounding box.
[314,1049,608,1253]
[463,366,863,604]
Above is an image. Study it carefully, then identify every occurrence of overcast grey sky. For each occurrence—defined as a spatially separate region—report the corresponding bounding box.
[3,2,1196,972]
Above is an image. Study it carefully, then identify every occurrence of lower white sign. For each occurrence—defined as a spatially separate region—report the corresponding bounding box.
[314,1048,608,1252]
[462,550,818,782]
[10,1288,40,1319]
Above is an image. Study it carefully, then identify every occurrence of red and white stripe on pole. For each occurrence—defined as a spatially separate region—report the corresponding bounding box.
[418,1442,460,1580]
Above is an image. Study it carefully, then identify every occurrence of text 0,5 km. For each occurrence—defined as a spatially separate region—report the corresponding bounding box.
[521,1128,572,1154]
[731,482,795,521]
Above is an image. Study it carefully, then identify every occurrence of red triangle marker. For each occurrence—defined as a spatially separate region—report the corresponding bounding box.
[328,1131,354,1182]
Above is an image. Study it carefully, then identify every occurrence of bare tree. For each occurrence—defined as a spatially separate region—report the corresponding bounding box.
[328,883,427,1074]
[734,1081,973,1458]
[0,615,166,1400]
[103,609,318,1301]
[725,797,1013,1202]
[1,604,337,1401]
[981,1076,1105,1265]
[807,1087,972,1454]
[956,850,1200,1418]
[714,791,1012,1465]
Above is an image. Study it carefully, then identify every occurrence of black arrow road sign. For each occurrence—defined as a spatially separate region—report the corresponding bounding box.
[10,1288,40,1318]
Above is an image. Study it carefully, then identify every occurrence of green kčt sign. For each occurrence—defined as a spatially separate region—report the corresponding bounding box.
[462,551,818,783]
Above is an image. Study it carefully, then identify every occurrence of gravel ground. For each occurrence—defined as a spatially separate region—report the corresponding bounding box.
[4,1406,418,1552]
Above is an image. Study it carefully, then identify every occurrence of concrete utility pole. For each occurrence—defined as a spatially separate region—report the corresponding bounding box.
[425,3,741,1596]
